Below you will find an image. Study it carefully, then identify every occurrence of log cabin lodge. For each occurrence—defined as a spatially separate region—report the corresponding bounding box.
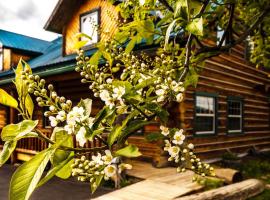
[0,0,270,164]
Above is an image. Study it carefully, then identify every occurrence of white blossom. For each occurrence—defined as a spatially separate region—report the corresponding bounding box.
[66,106,85,126]
[157,95,165,102]
[76,127,87,147]
[118,163,132,173]
[160,125,170,136]
[92,153,104,165]
[102,150,113,165]
[100,90,111,102]
[104,165,116,178]
[112,86,125,100]
[172,129,185,145]
[64,124,74,134]
[56,110,66,122]
[49,116,58,127]
[100,90,115,109]
[168,146,180,158]
[155,89,165,96]
[176,93,183,102]
[106,78,113,84]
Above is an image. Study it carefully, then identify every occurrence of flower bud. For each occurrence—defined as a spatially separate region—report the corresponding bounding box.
[28,88,34,93]
[35,75,40,81]
[48,84,54,91]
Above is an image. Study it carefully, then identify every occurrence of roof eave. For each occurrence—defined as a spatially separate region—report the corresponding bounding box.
[44,0,84,34]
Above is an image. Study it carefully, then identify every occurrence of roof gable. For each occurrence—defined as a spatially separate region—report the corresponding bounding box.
[44,0,85,34]
[0,29,51,54]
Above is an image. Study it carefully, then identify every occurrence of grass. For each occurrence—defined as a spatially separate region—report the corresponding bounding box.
[218,153,270,199]
[249,189,270,200]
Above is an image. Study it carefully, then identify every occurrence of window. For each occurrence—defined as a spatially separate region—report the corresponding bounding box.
[80,9,100,46]
[195,93,217,135]
[217,26,225,46]
[0,49,3,71]
[227,98,243,133]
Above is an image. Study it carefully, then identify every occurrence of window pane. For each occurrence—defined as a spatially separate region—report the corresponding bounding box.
[196,96,214,114]
[228,101,241,115]
[228,117,241,131]
[196,116,214,132]
[81,11,98,45]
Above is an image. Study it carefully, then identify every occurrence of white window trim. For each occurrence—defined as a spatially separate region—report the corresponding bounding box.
[195,95,216,135]
[80,9,100,47]
[228,100,242,133]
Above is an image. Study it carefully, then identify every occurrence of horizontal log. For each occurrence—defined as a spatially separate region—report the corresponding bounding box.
[176,179,264,200]
[215,168,243,184]
[220,54,270,77]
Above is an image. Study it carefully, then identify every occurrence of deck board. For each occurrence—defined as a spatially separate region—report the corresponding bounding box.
[93,161,203,200]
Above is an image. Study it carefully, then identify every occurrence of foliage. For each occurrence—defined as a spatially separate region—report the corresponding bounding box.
[222,151,239,161]
[239,159,270,184]
[1,0,270,199]
[196,176,224,191]
[249,189,270,200]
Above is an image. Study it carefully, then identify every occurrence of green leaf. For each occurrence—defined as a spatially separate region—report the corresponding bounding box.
[107,125,122,147]
[144,103,169,123]
[92,106,115,131]
[25,94,34,118]
[89,50,102,66]
[120,120,153,142]
[50,128,74,179]
[75,32,92,40]
[9,148,54,200]
[1,120,38,141]
[14,59,24,97]
[174,0,188,18]
[37,154,74,187]
[0,140,17,167]
[186,17,203,36]
[91,174,104,193]
[125,36,137,54]
[145,132,164,142]
[0,89,18,108]
[102,51,113,66]
[134,78,155,90]
[74,40,88,49]
[165,19,179,47]
[115,145,142,158]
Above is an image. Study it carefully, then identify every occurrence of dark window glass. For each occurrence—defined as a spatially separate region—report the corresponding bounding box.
[228,100,242,133]
[195,95,215,134]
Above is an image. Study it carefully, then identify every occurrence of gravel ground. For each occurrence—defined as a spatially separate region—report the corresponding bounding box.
[0,164,113,200]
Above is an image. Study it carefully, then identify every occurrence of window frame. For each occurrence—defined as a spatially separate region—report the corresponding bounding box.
[227,96,244,135]
[194,92,218,136]
[0,48,3,71]
[79,7,101,49]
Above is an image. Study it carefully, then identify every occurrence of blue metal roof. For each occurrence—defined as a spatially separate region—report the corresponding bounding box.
[0,29,51,54]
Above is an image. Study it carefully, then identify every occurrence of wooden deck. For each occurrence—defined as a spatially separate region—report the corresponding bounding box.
[93,161,203,200]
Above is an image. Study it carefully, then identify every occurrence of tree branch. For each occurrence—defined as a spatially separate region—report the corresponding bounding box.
[158,0,174,12]
[35,129,107,152]
[196,6,270,56]
[178,0,210,82]
[217,3,235,48]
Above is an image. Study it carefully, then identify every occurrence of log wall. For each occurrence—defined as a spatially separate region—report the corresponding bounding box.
[64,0,118,55]
[180,44,270,159]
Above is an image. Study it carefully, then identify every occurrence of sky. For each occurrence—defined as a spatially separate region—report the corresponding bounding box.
[0,0,59,41]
